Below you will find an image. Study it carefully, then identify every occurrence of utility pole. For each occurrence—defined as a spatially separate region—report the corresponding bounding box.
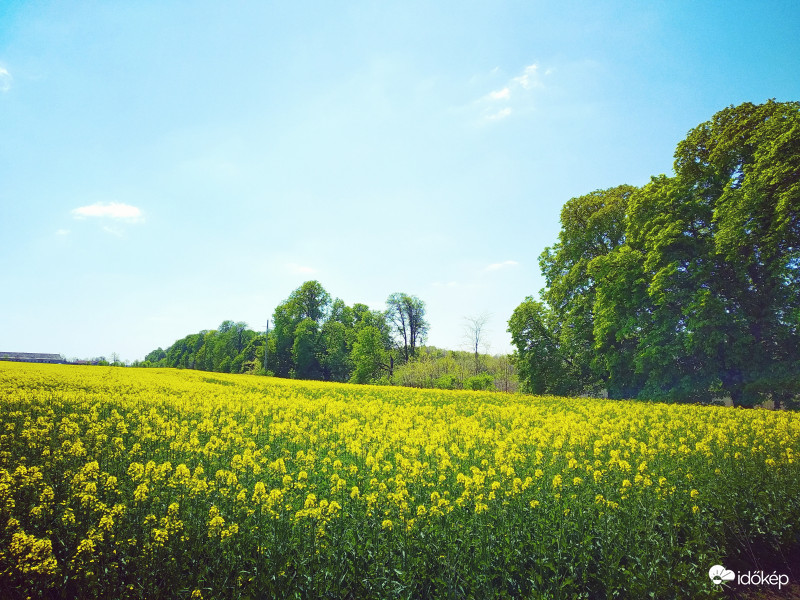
[264,319,269,375]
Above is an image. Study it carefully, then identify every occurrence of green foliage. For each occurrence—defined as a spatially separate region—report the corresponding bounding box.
[589,245,651,399]
[320,321,353,382]
[385,292,429,361]
[391,346,517,392]
[291,318,322,379]
[140,281,403,386]
[236,336,265,374]
[538,184,637,392]
[144,347,166,364]
[509,185,635,396]
[463,373,494,390]
[288,280,332,323]
[508,297,582,396]
[270,303,296,378]
[270,282,397,383]
[271,281,332,378]
[350,326,390,384]
[142,322,262,376]
[433,373,457,389]
[512,100,800,406]
[618,100,800,405]
[265,281,399,383]
[141,281,516,392]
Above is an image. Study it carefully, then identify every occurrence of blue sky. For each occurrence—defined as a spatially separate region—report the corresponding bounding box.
[1,1,799,362]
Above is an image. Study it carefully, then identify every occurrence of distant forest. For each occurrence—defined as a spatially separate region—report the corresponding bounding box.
[140,282,517,392]
[508,100,800,408]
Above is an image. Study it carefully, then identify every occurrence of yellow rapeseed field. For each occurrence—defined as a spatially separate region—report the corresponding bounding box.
[1,362,799,599]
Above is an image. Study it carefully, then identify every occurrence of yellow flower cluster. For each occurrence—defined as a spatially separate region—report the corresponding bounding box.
[1,361,799,598]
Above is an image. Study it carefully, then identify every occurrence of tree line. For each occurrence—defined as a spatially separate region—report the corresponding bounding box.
[267,282,427,383]
[141,282,427,384]
[141,320,260,374]
[141,281,516,391]
[508,100,800,408]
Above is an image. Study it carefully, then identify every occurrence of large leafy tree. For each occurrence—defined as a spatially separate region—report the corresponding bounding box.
[233,334,265,374]
[509,185,636,395]
[350,326,391,384]
[320,320,353,382]
[271,302,298,377]
[271,281,332,377]
[628,100,800,405]
[290,280,332,322]
[386,293,429,361]
[270,281,393,382]
[588,244,651,399]
[353,303,393,347]
[512,100,800,406]
[292,318,322,379]
[508,297,581,396]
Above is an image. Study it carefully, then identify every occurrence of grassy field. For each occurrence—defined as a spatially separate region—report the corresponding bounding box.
[1,362,799,599]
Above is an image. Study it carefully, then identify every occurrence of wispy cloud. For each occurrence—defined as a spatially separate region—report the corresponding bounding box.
[71,202,144,222]
[0,67,11,92]
[477,62,550,123]
[486,107,512,121]
[432,280,461,288]
[102,225,125,237]
[512,64,542,90]
[485,260,519,272]
[286,262,316,275]
[55,228,70,236]
[488,87,510,100]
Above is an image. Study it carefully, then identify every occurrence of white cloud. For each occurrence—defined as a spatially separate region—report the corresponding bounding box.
[473,63,553,123]
[0,67,11,92]
[485,260,519,272]
[102,225,125,237]
[55,229,70,236]
[486,107,512,121]
[474,62,552,123]
[286,262,316,275]
[71,202,144,222]
[488,87,510,101]
[513,64,541,89]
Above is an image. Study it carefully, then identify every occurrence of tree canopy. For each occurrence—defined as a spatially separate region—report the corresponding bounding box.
[142,321,260,374]
[144,281,425,386]
[510,100,800,407]
[386,293,429,361]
